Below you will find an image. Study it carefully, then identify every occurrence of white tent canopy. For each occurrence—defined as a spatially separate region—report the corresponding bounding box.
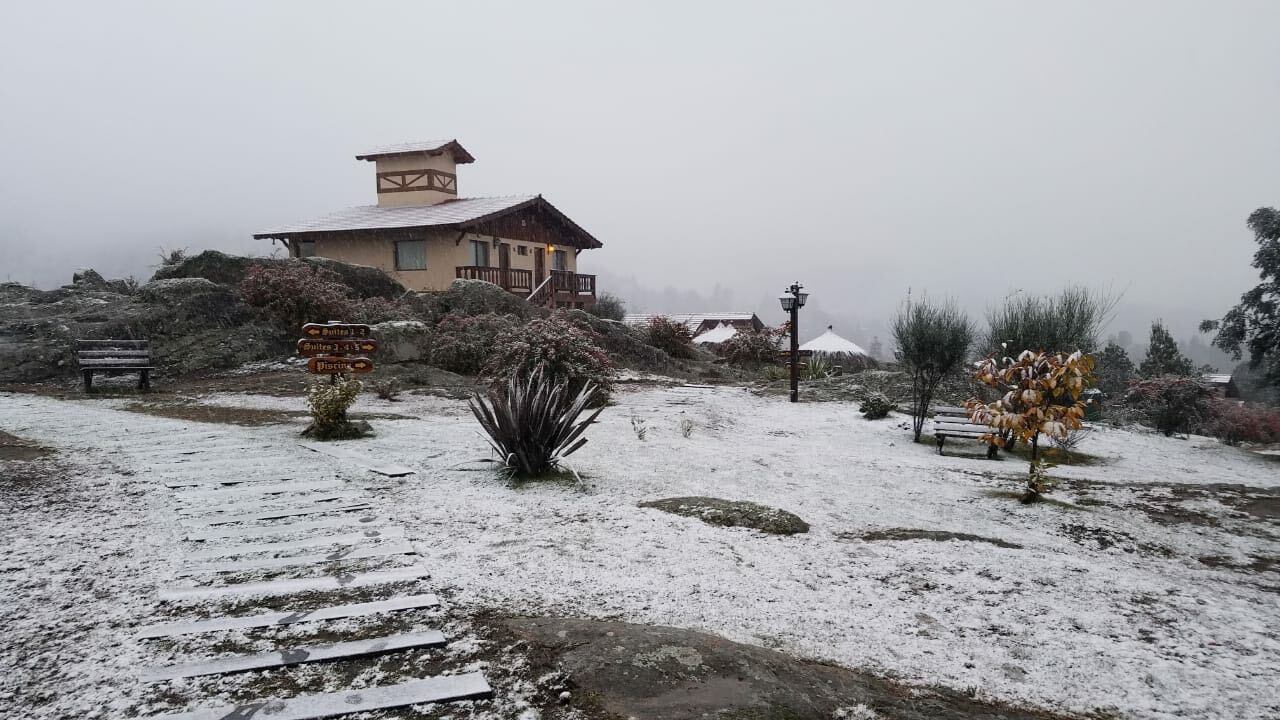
[800,326,868,356]
[693,322,738,344]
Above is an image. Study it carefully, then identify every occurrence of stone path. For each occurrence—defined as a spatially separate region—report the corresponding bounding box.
[1,394,491,718]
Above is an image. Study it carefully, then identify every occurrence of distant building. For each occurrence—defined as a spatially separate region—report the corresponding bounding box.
[1201,373,1239,398]
[254,139,602,309]
[623,313,765,338]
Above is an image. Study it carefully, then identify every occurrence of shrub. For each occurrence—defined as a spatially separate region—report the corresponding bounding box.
[644,316,695,359]
[679,417,695,437]
[240,263,352,333]
[304,378,365,439]
[860,392,894,419]
[483,314,615,403]
[719,329,782,366]
[588,292,627,322]
[801,356,835,380]
[968,350,1096,502]
[468,368,605,478]
[983,286,1115,356]
[370,378,400,401]
[1202,399,1280,446]
[431,313,520,374]
[352,296,407,325]
[891,297,976,442]
[1125,375,1214,436]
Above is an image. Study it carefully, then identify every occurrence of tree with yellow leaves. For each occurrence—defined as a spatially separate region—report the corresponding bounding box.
[966,350,1096,503]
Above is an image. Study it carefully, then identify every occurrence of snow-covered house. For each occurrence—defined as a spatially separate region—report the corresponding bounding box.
[622,313,764,338]
[254,139,602,309]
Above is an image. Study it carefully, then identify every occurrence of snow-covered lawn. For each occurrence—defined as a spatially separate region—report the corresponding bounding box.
[3,384,1278,719]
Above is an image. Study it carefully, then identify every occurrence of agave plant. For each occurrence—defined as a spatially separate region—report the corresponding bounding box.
[467,368,605,478]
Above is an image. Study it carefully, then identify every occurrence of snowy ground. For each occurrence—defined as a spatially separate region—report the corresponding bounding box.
[3,384,1279,719]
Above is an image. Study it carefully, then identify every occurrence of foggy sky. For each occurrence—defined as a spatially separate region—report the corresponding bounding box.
[3,1,1278,346]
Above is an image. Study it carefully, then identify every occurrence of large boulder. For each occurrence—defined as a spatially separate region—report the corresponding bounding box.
[371,320,432,363]
[138,277,222,304]
[405,278,538,322]
[639,496,810,535]
[151,250,406,300]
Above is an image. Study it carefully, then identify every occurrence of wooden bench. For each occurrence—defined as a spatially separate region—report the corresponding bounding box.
[76,339,153,392]
[932,405,998,458]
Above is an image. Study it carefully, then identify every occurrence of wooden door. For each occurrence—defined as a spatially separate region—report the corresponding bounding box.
[498,244,511,289]
[534,247,545,285]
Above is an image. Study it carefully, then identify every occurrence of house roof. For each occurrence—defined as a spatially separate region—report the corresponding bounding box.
[355,139,475,164]
[1201,373,1234,385]
[623,313,761,334]
[800,326,869,356]
[253,195,603,249]
[693,322,739,344]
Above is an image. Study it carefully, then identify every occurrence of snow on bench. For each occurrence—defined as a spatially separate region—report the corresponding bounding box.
[75,339,153,392]
[932,405,998,458]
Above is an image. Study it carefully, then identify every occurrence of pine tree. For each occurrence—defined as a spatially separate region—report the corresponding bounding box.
[1096,342,1135,396]
[1201,207,1280,391]
[1139,321,1195,377]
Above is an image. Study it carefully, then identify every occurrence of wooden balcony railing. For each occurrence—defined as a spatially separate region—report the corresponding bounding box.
[455,266,533,292]
[456,266,597,305]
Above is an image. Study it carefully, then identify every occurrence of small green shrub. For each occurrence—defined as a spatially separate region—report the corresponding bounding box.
[370,378,400,401]
[304,378,365,439]
[801,356,835,380]
[859,392,894,419]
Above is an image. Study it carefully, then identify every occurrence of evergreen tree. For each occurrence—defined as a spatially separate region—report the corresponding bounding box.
[1139,321,1196,377]
[1201,207,1280,391]
[1096,342,1135,397]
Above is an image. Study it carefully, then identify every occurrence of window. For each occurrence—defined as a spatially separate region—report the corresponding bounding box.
[469,239,490,267]
[552,249,568,271]
[395,239,428,270]
[296,240,316,258]
[516,245,528,256]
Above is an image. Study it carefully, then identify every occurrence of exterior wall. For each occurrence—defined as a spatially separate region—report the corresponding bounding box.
[373,153,459,207]
[301,231,580,292]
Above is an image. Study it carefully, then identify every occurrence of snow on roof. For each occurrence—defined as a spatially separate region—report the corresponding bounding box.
[800,326,868,356]
[623,313,759,333]
[1202,373,1233,384]
[692,322,738,344]
[254,196,538,238]
[355,139,475,163]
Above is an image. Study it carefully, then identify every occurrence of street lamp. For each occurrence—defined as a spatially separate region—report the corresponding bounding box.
[779,282,808,402]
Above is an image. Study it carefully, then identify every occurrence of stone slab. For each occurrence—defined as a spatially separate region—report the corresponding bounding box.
[136,593,440,639]
[158,567,428,602]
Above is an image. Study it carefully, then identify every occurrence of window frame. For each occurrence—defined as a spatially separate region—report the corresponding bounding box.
[469,239,490,267]
[394,238,429,271]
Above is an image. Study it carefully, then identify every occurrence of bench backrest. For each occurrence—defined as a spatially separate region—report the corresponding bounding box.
[931,405,991,437]
[75,339,152,368]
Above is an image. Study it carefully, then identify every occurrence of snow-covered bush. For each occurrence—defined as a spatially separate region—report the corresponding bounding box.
[891,297,975,442]
[370,378,400,401]
[483,315,614,403]
[586,292,626,322]
[718,329,782,366]
[352,296,408,325]
[1124,375,1213,437]
[983,285,1113,356]
[859,392,894,419]
[1202,399,1280,445]
[468,368,605,478]
[304,377,364,439]
[431,313,520,374]
[240,263,351,333]
[644,316,695,359]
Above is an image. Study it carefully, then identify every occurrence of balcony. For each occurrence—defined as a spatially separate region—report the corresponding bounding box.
[455,266,596,308]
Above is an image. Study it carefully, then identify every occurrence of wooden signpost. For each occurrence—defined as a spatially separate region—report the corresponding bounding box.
[300,323,376,377]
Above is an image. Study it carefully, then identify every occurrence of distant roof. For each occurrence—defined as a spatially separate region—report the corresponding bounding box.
[693,322,738,344]
[355,139,475,164]
[800,326,868,356]
[1202,373,1234,384]
[253,195,602,249]
[623,313,761,334]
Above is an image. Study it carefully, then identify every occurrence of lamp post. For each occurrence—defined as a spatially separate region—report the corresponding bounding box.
[779,282,808,403]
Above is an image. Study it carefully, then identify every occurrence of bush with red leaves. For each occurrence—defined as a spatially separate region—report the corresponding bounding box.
[1203,399,1280,445]
[239,263,352,333]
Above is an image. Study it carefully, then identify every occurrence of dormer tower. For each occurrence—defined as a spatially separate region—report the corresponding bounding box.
[355,140,476,208]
